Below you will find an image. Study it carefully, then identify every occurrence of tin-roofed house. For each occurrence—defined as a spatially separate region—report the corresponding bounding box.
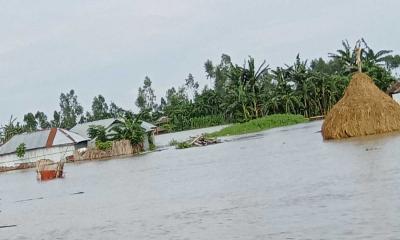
[70,118,156,150]
[0,128,88,170]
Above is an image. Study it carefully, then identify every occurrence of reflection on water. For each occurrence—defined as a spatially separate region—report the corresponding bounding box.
[1,121,400,239]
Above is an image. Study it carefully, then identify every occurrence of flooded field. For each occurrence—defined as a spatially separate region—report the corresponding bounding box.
[1,121,400,239]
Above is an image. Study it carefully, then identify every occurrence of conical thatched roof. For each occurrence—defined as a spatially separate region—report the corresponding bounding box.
[322,72,400,140]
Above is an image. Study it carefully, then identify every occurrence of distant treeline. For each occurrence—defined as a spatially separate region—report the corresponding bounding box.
[1,39,400,143]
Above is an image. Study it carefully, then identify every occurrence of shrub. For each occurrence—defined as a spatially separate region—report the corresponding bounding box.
[176,141,192,149]
[16,143,26,158]
[95,141,113,151]
[208,114,308,137]
[169,139,179,146]
[87,125,108,142]
[189,115,225,129]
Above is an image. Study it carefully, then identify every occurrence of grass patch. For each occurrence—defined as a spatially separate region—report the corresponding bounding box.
[169,139,179,146]
[207,114,308,137]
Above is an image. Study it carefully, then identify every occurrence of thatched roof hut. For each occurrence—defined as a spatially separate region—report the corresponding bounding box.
[322,72,400,140]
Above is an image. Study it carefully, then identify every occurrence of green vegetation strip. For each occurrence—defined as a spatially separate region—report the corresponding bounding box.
[207,114,308,137]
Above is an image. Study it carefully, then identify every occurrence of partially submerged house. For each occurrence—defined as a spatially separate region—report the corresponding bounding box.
[70,118,157,150]
[154,116,170,134]
[387,81,400,104]
[0,128,88,168]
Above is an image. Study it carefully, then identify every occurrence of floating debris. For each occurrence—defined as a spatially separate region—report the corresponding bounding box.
[176,135,220,149]
[15,197,44,203]
[0,225,17,229]
[36,159,64,181]
[365,147,379,151]
[71,191,85,195]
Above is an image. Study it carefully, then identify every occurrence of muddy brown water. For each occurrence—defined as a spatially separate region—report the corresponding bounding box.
[1,121,400,239]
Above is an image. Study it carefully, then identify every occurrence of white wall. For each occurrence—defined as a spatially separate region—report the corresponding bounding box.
[393,93,400,104]
[0,145,75,167]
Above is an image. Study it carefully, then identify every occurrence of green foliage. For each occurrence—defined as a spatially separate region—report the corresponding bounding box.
[161,123,174,133]
[208,114,308,137]
[23,113,38,132]
[87,125,108,142]
[189,115,225,129]
[109,114,145,146]
[136,76,157,122]
[149,143,156,151]
[35,111,50,129]
[95,141,113,151]
[169,139,179,146]
[59,89,84,129]
[176,141,192,149]
[86,95,111,121]
[0,116,24,144]
[50,111,62,128]
[16,143,26,158]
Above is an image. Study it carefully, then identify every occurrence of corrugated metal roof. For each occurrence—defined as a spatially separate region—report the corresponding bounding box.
[70,118,156,139]
[0,128,88,156]
[70,118,118,139]
[140,121,157,132]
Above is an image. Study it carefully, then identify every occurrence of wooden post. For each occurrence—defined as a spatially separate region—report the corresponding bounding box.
[356,47,362,73]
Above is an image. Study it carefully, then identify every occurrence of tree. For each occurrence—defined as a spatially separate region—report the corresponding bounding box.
[23,113,38,132]
[136,76,157,121]
[0,116,24,143]
[109,114,145,146]
[87,125,108,142]
[163,86,193,131]
[50,111,62,128]
[328,40,355,74]
[329,39,395,90]
[88,95,110,121]
[35,111,50,129]
[59,90,84,129]
[383,54,400,71]
[221,56,269,121]
[185,73,199,99]
[109,102,126,118]
[136,76,156,111]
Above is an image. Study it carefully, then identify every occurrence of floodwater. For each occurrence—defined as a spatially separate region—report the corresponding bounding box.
[1,121,400,239]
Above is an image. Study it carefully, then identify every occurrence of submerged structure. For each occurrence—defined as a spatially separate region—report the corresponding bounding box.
[322,72,400,140]
[0,128,88,170]
[387,81,400,104]
[70,118,156,151]
[36,159,64,181]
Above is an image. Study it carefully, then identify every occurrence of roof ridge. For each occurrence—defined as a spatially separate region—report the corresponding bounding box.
[58,128,77,144]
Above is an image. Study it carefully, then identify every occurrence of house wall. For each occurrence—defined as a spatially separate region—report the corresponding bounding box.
[0,145,76,168]
[143,131,156,151]
[143,134,150,151]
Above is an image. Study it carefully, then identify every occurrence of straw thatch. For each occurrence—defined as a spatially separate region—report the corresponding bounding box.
[322,72,400,139]
[72,140,143,161]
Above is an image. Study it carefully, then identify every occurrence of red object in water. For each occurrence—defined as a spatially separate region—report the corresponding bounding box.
[39,170,57,181]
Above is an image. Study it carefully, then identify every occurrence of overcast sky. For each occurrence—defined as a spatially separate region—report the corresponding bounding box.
[0,0,399,124]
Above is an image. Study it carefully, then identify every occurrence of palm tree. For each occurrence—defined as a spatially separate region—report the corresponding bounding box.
[328,40,356,74]
[0,116,24,143]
